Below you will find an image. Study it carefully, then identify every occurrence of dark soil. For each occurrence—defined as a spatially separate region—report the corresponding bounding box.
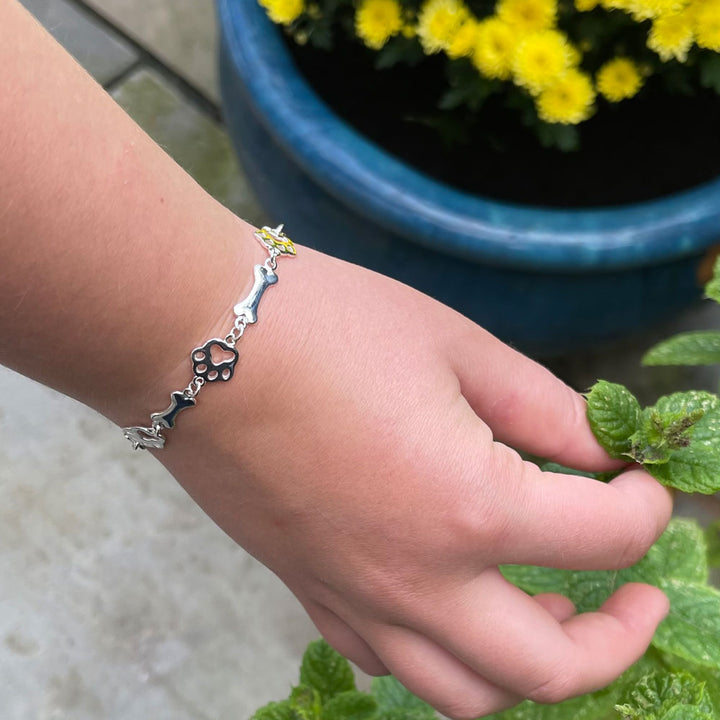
[287,38,720,208]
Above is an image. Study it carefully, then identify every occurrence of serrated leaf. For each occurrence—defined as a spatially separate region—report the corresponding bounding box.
[300,640,356,703]
[290,685,323,720]
[643,518,707,585]
[657,652,720,711]
[321,691,378,720]
[586,381,642,459]
[371,676,435,716]
[612,670,714,719]
[652,580,720,670]
[705,520,720,569]
[643,393,720,493]
[500,564,618,614]
[486,691,615,720]
[642,332,720,366]
[253,701,302,720]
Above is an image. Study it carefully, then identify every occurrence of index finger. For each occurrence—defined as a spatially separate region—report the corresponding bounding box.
[448,324,622,471]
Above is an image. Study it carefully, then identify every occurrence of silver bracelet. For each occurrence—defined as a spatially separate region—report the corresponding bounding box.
[122,224,296,450]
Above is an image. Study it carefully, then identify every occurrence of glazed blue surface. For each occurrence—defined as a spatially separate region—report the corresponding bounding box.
[217,0,720,353]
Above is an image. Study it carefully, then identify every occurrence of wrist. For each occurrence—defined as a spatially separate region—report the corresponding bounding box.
[119,223,297,450]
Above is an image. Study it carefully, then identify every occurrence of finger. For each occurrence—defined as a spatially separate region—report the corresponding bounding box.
[366,624,520,719]
[302,600,389,676]
[533,594,576,622]
[474,444,672,569]
[416,570,667,702]
[448,327,620,471]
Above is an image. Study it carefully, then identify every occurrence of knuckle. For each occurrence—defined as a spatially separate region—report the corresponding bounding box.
[437,697,490,720]
[449,447,527,557]
[616,518,657,567]
[526,666,577,705]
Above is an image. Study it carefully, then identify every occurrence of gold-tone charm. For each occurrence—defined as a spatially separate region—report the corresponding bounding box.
[254,224,296,257]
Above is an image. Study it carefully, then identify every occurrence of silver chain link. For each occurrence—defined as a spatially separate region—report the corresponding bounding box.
[225,315,248,346]
[184,376,205,398]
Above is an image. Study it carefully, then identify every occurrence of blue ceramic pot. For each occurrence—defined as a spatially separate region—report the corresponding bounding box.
[217,0,720,356]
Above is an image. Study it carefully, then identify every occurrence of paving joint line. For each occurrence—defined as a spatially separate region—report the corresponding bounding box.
[64,0,223,123]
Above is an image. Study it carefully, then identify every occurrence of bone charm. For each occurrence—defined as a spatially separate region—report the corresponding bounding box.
[233,263,278,324]
[123,425,165,450]
[150,391,196,429]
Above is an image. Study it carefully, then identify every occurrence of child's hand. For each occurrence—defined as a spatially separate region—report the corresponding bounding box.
[157,245,672,719]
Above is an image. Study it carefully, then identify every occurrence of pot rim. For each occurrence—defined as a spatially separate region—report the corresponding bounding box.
[218,0,720,271]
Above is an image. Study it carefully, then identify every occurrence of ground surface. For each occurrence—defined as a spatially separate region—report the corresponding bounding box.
[1,2,719,718]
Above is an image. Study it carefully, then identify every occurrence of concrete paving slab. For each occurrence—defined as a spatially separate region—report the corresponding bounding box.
[79,0,219,103]
[111,66,264,227]
[20,0,138,86]
[0,367,319,719]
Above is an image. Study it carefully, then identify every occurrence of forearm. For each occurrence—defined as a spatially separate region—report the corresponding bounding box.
[0,0,260,424]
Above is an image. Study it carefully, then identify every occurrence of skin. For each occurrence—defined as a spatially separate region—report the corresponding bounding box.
[0,1,673,717]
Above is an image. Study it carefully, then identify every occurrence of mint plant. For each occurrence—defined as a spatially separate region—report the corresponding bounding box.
[251,261,720,720]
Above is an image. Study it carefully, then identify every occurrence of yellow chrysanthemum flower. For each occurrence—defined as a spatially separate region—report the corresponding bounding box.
[691,0,720,51]
[513,29,575,94]
[647,11,694,61]
[629,0,687,20]
[447,18,478,59]
[417,0,470,54]
[575,0,600,9]
[473,16,518,79]
[355,0,404,50]
[447,18,481,58]
[259,0,305,25]
[596,57,643,101]
[602,0,687,20]
[536,68,596,123]
[497,0,557,31]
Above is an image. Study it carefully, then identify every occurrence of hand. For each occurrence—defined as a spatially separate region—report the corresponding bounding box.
[156,245,672,719]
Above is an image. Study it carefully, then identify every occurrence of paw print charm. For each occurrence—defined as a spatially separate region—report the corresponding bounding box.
[191,339,239,382]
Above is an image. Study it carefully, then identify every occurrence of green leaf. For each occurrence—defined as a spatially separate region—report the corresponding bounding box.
[374,36,424,69]
[659,707,714,720]
[642,332,720,366]
[253,701,303,720]
[371,676,435,717]
[300,640,356,703]
[535,122,580,152]
[700,53,720,94]
[321,691,378,720]
[290,685,323,720]
[586,381,642,459]
[704,256,720,303]
[642,518,707,585]
[486,692,615,720]
[652,580,720,670]
[656,652,720,711]
[705,520,720,569]
[539,462,598,479]
[375,710,437,720]
[642,393,720,493]
[613,670,714,719]
[501,563,618,614]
